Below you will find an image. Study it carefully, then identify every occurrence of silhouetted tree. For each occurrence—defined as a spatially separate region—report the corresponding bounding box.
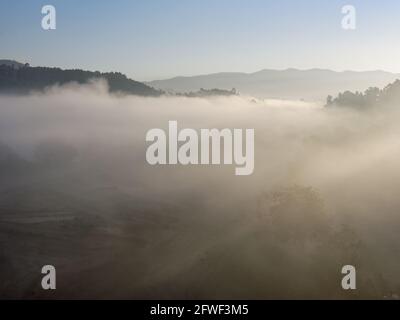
[326,79,400,109]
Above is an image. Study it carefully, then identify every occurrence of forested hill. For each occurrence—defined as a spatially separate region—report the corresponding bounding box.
[326,79,400,109]
[0,63,163,97]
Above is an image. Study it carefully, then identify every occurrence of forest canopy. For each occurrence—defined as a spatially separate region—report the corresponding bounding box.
[326,79,400,108]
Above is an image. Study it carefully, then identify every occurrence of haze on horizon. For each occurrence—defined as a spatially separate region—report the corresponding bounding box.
[2,0,400,80]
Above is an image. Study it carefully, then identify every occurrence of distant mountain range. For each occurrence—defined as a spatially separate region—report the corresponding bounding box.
[0,60,162,97]
[2,60,400,101]
[148,68,400,101]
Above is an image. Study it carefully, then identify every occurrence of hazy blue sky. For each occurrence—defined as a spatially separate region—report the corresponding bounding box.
[1,0,400,80]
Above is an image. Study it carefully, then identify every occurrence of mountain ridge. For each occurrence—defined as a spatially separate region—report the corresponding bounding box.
[148,68,400,101]
[0,61,162,97]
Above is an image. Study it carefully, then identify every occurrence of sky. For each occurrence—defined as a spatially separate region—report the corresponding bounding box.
[1,0,400,81]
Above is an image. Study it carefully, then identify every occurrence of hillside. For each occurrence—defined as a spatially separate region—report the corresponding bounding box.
[0,59,26,69]
[326,79,400,109]
[0,62,162,97]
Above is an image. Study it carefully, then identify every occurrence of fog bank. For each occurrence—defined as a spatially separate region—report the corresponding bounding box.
[1,81,400,299]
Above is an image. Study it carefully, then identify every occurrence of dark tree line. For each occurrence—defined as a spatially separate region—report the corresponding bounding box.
[326,79,400,108]
[178,88,238,98]
[0,64,163,97]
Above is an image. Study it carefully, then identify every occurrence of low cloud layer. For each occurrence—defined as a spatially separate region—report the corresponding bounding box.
[1,80,400,299]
